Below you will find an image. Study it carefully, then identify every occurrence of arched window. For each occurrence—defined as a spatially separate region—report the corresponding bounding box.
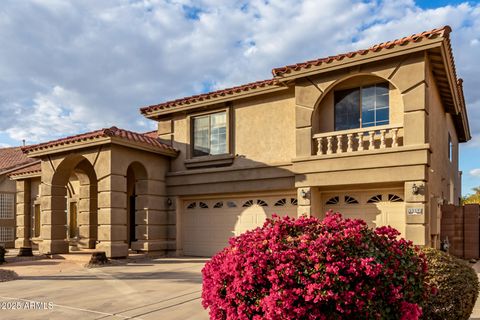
[291,198,298,206]
[334,82,389,131]
[187,202,196,209]
[345,196,359,204]
[256,200,268,207]
[242,200,254,207]
[367,195,383,203]
[227,201,237,208]
[388,194,403,202]
[326,196,339,205]
[213,202,223,208]
[199,202,209,209]
[274,199,287,207]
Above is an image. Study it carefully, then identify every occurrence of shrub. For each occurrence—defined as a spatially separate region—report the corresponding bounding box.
[202,212,428,320]
[421,248,479,320]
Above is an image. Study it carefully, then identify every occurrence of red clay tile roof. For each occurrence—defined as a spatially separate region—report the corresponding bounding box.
[8,161,41,177]
[143,130,158,138]
[22,127,177,155]
[0,147,37,174]
[140,26,453,116]
[272,26,452,77]
[140,79,279,115]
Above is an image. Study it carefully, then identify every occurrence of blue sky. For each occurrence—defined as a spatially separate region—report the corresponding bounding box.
[0,0,479,195]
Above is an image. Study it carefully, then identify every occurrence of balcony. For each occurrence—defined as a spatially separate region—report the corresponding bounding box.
[313,124,404,156]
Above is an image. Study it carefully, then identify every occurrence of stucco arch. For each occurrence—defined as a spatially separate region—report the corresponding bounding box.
[311,73,404,135]
[39,154,99,254]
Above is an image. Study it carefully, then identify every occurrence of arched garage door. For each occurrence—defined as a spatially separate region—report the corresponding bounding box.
[182,195,298,256]
[323,189,406,235]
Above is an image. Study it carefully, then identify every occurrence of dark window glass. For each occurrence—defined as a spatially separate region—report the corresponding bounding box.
[335,82,390,131]
[334,88,360,131]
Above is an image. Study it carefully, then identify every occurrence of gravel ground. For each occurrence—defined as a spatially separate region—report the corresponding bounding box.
[0,269,18,282]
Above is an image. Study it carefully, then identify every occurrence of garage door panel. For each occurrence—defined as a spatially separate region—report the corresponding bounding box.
[183,195,297,256]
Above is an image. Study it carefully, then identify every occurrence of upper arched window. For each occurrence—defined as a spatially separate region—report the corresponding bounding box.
[334,82,389,131]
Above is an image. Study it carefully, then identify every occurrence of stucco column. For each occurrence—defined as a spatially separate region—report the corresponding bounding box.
[77,183,97,249]
[38,183,69,254]
[96,174,128,258]
[404,181,429,246]
[297,187,322,218]
[15,180,31,249]
[131,179,171,252]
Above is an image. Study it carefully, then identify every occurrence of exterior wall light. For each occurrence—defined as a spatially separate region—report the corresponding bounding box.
[300,189,309,198]
[166,198,173,207]
[412,183,420,195]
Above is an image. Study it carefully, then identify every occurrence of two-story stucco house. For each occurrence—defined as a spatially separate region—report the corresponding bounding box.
[9,26,470,258]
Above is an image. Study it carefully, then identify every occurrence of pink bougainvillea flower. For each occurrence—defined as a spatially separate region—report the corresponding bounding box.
[202,212,428,320]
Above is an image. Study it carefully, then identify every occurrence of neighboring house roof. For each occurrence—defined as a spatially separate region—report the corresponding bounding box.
[22,126,178,157]
[8,161,41,179]
[0,147,37,175]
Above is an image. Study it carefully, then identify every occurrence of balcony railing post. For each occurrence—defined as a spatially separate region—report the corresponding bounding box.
[336,135,343,153]
[368,131,375,150]
[358,134,365,151]
[312,125,402,156]
[347,134,353,152]
[380,129,387,149]
[392,128,399,147]
[326,136,333,155]
[316,137,323,155]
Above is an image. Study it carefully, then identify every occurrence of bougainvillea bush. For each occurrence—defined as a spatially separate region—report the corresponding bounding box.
[202,212,428,320]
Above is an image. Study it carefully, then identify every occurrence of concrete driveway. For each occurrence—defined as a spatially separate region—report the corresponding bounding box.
[0,256,209,320]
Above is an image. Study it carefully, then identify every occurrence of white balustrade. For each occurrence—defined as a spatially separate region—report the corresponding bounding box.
[314,124,403,156]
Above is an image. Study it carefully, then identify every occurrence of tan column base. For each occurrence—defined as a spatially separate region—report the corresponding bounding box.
[15,239,31,249]
[38,240,69,254]
[96,242,128,258]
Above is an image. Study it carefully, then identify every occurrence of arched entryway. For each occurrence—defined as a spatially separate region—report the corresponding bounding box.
[40,155,98,254]
[126,162,148,249]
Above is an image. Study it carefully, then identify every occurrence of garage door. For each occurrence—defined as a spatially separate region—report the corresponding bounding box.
[323,189,406,235]
[182,195,298,256]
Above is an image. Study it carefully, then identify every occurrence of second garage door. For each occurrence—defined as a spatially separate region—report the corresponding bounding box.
[182,195,298,256]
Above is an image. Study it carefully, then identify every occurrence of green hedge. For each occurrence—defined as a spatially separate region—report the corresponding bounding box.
[422,248,479,320]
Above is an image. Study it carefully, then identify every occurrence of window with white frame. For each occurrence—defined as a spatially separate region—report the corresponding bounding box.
[0,227,14,243]
[334,82,389,131]
[0,193,14,219]
[192,111,227,157]
[448,133,453,162]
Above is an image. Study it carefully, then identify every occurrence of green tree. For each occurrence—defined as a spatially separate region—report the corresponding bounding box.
[462,187,480,204]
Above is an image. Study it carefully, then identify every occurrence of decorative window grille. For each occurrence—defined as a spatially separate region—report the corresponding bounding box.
[0,193,14,219]
[0,227,14,243]
[345,196,359,204]
[213,202,223,208]
[242,200,254,207]
[256,200,268,207]
[367,195,383,203]
[187,202,197,209]
[325,196,339,205]
[199,202,209,209]
[290,198,298,206]
[388,194,403,202]
[226,201,237,208]
[274,199,287,207]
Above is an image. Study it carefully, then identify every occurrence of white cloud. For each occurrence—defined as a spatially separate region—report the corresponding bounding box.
[0,0,479,146]
[471,169,480,177]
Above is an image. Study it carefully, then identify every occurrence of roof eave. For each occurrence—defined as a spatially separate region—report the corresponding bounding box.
[24,137,178,158]
[141,84,289,119]
[9,170,42,180]
[273,38,444,81]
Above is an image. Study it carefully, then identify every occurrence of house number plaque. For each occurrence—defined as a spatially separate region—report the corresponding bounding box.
[407,208,423,215]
